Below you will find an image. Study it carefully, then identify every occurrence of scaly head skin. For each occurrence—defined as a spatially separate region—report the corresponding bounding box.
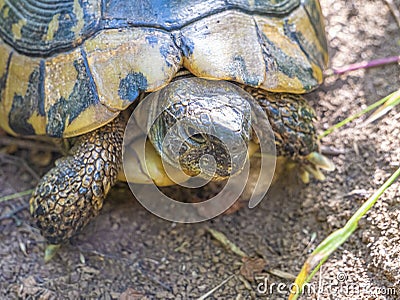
[145,78,254,181]
[29,115,124,245]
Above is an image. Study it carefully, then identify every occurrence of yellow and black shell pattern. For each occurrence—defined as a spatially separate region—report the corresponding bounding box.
[0,0,328,138]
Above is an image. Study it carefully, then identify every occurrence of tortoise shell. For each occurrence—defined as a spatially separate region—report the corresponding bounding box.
[0,0,328,138]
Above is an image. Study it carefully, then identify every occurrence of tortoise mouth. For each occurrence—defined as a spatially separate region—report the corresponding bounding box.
[177,134,233,179]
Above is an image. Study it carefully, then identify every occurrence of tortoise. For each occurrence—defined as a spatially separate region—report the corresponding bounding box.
[0,0,334,247]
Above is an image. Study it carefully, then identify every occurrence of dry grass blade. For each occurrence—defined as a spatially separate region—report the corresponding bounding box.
[268,269,297,281]
[196,274,235,300]
[206,228,248,257]
[362,89,400,125]
[319,90,400,138]
[0,189,33,203]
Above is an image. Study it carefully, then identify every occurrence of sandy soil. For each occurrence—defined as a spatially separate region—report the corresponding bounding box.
[1,0,400,299]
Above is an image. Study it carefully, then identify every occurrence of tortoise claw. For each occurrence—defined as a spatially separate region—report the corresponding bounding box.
[299,169,310,184]
[298,152,334,183]
[306,152,335,171]
[302,164,326,181]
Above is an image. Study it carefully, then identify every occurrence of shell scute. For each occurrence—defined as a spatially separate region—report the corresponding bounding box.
[0,0,101,56]
[0,0,327,137]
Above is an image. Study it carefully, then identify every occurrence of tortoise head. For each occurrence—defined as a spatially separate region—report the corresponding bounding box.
[126,77,256,184]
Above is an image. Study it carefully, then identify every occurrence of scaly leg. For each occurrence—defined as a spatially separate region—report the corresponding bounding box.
[248,89,334,182]
[30,115,124,246]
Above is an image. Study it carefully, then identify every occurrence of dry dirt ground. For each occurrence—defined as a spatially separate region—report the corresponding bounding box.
[1,0,400,299]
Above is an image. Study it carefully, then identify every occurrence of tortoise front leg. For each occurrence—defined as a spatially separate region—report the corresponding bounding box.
[249,89,334,182]
[30,115,124,246]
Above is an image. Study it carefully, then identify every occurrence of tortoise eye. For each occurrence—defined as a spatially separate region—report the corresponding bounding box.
[187,126,196,136]
[191,133,206,143]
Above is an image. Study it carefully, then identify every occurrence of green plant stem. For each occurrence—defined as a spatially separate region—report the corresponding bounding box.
[290,166,400,300]
[319,90,399,139]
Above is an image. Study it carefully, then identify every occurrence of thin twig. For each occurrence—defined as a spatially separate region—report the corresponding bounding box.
[0,136,59,152]
[0,153,41,181]
[196,274,235,300]
[69,248,173,293]
[324,56,400,76]
[320,145,347,156]
[76,246,138,265]
[0,203,29,222]
[384,0,400,28]
[137,261,173,292]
